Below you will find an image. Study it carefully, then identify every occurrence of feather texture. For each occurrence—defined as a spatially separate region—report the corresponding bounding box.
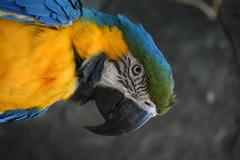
[81,9,175,114]
[0,5,174,119]
[0,18,77,112]
[0,108,48,122]
[0,0,82,26]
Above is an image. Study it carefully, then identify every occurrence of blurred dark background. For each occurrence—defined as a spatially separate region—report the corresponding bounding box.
[0,0,240,160]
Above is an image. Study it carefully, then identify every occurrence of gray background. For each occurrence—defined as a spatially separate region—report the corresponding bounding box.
[0,0,240,160]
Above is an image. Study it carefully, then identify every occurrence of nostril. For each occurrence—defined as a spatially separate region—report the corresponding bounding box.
[144,101,152,106]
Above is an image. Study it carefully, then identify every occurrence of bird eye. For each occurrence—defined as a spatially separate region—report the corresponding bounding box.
[131,64,142,76]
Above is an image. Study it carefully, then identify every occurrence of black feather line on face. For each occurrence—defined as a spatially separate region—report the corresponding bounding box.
[110,56,149,98]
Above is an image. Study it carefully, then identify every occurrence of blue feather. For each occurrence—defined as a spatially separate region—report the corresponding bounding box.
[81,9,171,72]
[44,0,66,16]
[0,108,48,123]
[0,3,26,15]
[38,16,61,25]
[15,0,42,6]
[25,6,52,17]
[0,0,82,26]
[82,8,118,26]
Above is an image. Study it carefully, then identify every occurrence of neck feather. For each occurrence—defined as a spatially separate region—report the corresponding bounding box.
[71,20,128,60]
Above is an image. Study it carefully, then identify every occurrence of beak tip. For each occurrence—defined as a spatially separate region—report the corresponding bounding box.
[83,125,96,133]
[83,125,99,135]
[87,86,153,136]
[83,125,126,136]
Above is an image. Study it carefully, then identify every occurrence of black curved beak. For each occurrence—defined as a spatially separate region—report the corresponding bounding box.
[84,86,153,136]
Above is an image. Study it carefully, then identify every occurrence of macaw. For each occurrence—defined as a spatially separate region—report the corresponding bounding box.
[0,0,175,136]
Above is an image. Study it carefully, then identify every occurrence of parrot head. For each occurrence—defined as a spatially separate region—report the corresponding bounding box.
[71,10,175,136]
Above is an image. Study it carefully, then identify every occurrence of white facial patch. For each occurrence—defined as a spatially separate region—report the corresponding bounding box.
[95,53,157,116]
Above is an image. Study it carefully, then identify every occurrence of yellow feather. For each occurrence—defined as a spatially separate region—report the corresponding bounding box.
[0,18,128,112]
[72,20,128,60]
[0,19,76,111]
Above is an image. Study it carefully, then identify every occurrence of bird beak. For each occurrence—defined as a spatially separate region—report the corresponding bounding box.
[84,86,153,136]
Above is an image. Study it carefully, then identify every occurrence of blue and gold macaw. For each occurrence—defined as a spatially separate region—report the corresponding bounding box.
[0,0,175,136]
